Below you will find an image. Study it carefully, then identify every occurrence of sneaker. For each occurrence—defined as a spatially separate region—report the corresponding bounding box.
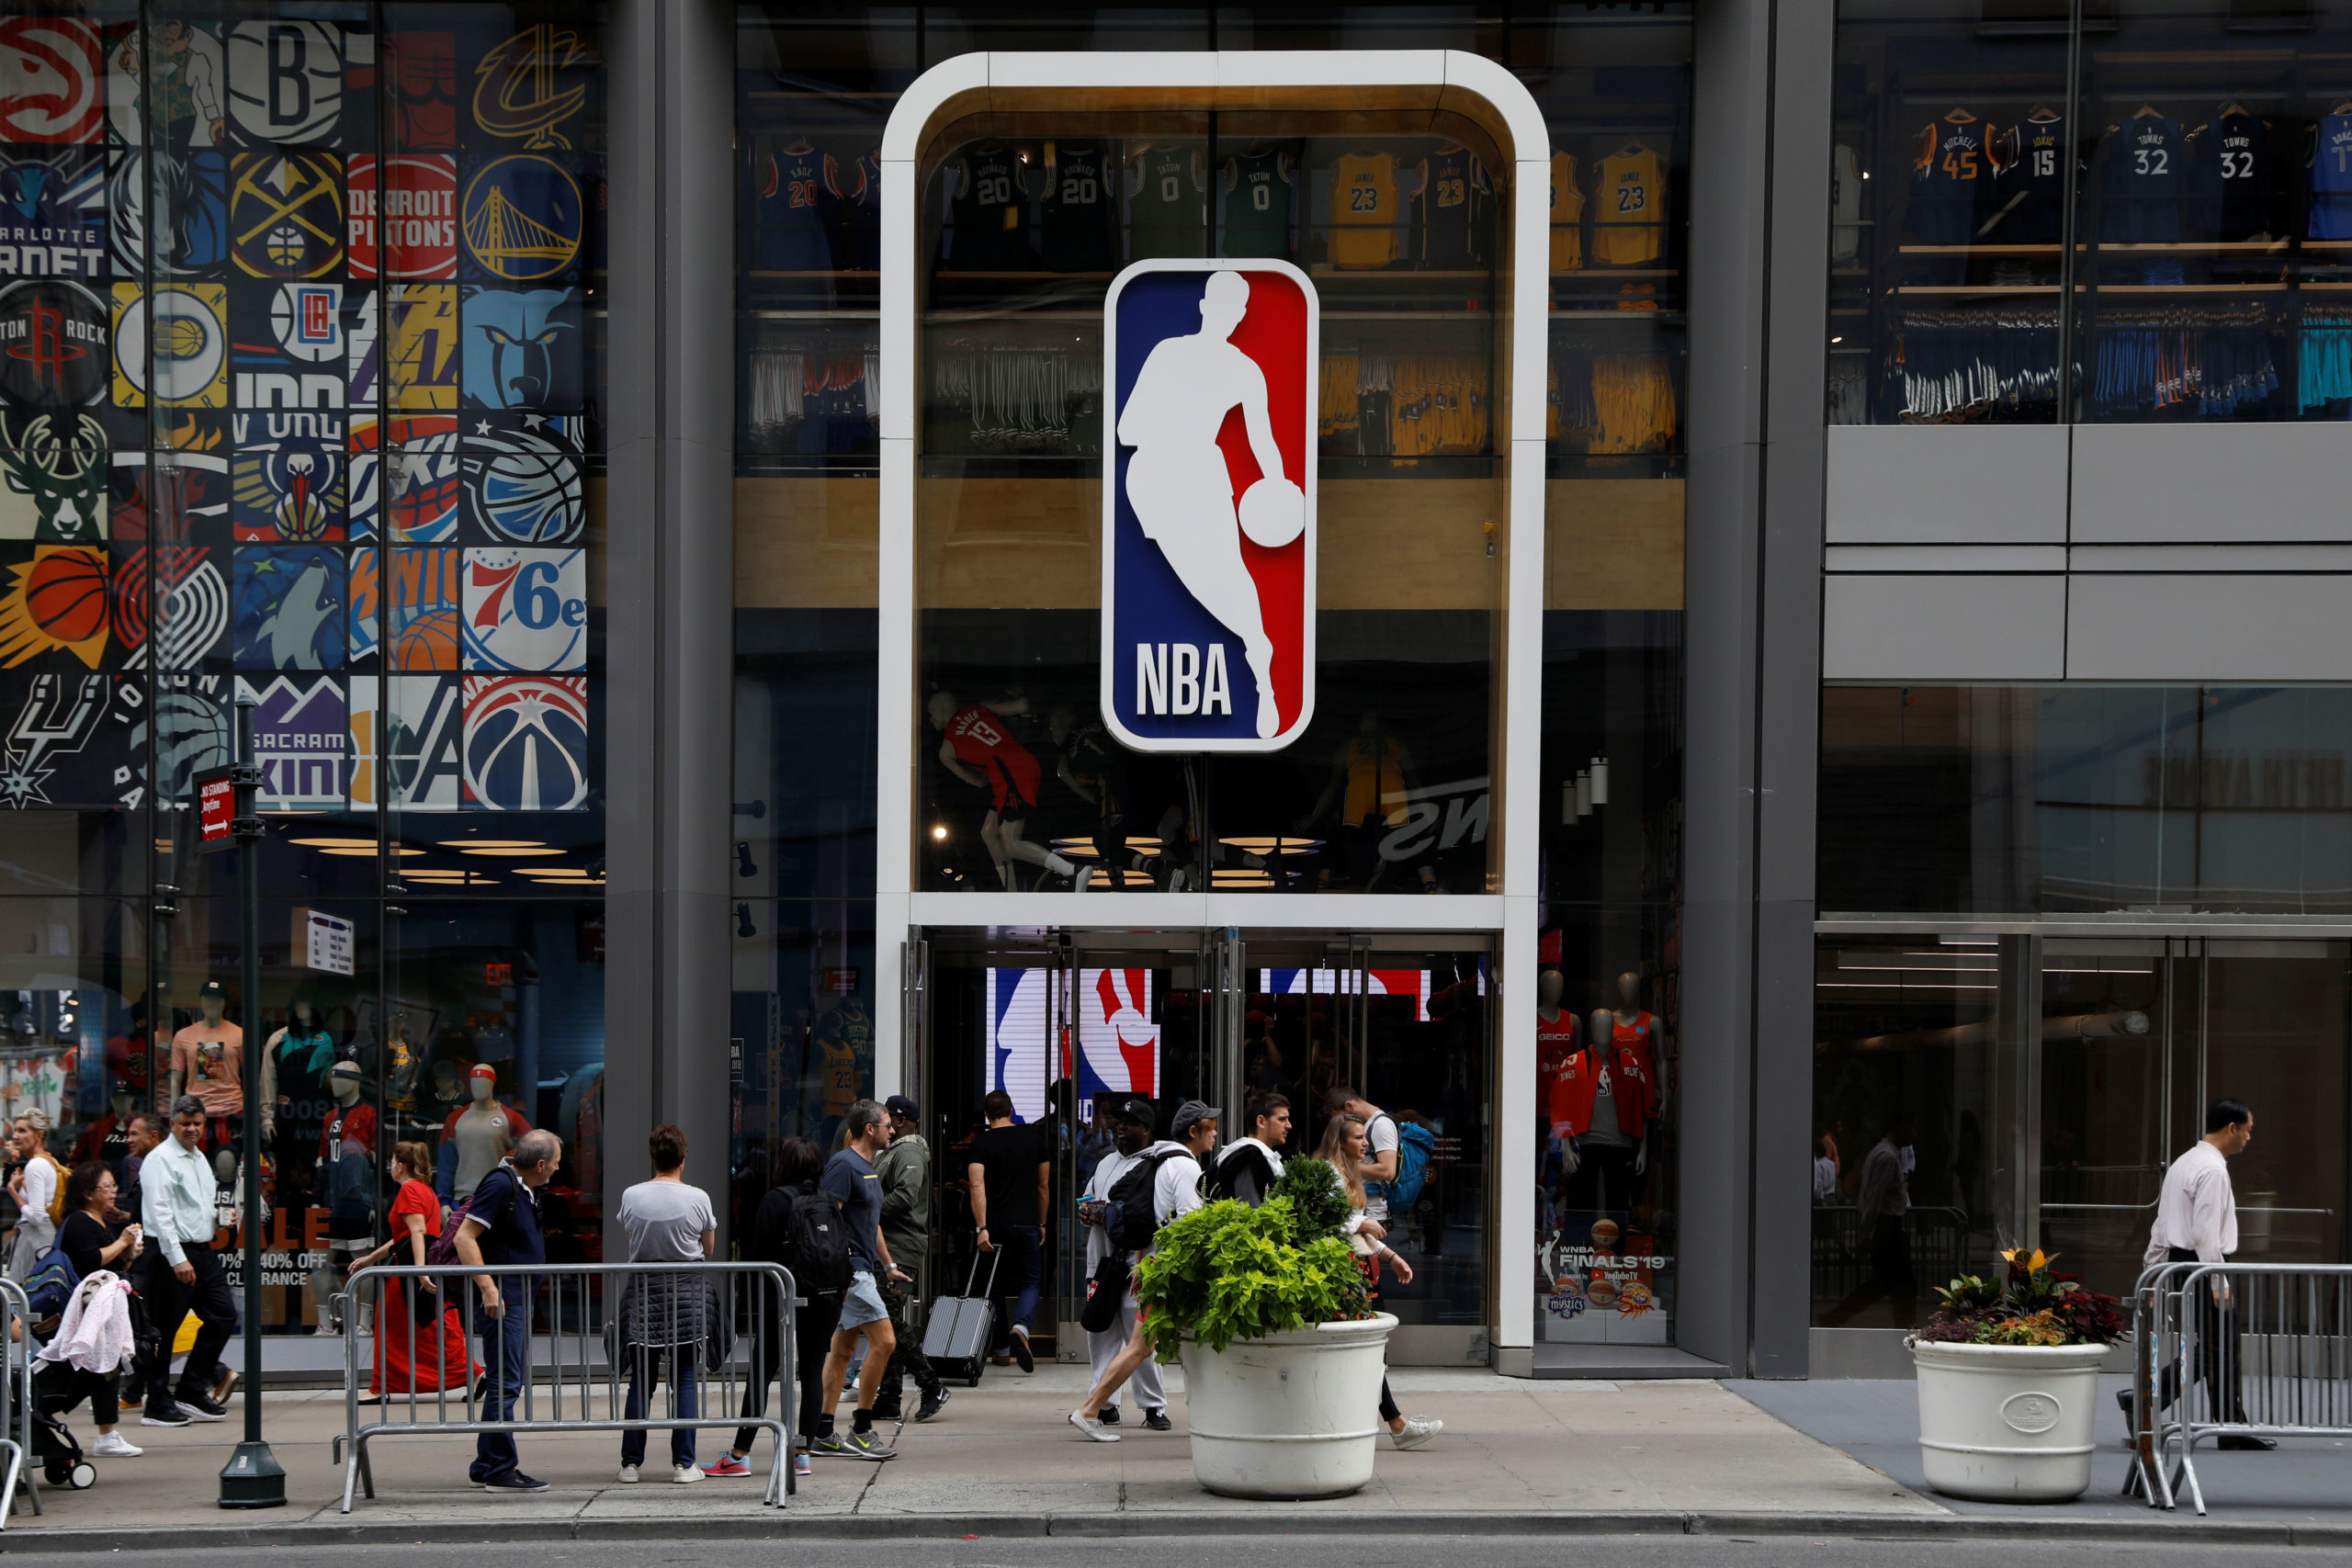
[91,1433,141,1458]
[915,1388,951,1422]
[1012,1325,1035,1373]
[673,1463,705,1483]
[1141,1406,1173,1432]
[1069,1410,1119,1443]
[1097,1404,1121,1426]
[870,1399,902,1422]
[616,1463,641,1483]
[1390,1416,1442,1450]
[210,1369,241,1404]
[793,1452,813,1478]
[139,1403,192,1428]
[701,1455,752,1478]
[840,1428,897,1461]
[481,1471,550,1493]
[174,1392,228,1423]
[809,1431,851,1457]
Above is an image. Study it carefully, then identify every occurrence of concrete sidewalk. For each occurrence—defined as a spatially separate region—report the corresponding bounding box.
[0,1366,2342,1549]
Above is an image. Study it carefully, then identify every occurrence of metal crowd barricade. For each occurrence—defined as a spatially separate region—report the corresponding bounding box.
[0,1279,33,1526]
[334,1260,798,1512]
[2121,1259,2352,1515]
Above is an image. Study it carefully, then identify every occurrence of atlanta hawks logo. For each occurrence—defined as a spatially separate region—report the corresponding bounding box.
[1102,260,1315,752]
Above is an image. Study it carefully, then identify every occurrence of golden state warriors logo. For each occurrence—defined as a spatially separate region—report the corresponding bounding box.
[461,156,582,282]
[1103,259,1316,752]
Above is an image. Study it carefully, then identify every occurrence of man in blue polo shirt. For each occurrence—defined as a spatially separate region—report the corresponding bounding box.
[455,1128,561,1492]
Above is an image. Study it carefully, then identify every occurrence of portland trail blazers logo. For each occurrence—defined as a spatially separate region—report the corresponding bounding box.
[1102,260,1317,751]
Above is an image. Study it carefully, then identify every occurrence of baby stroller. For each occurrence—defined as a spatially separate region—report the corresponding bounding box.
[26,1365,93,1491]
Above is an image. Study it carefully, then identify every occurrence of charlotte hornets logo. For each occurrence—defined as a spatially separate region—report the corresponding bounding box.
[1102,260,1315,752]
[462,673,585,810]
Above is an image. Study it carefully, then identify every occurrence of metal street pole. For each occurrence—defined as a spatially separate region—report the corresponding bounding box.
[220,693,285,1509]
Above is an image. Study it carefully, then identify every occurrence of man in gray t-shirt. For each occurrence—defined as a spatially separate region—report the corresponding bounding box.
[615,1124,718,1478]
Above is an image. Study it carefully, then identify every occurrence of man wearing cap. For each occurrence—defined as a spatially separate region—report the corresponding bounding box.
[167,979,243,1186]
[438,1063,534,1218]
[1069,1099,1219,1441]
[1074,1097,1170,1430]
[872,1095,948,1424]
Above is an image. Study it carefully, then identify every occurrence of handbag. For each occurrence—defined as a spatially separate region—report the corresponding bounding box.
[1078,1252,1129,1334]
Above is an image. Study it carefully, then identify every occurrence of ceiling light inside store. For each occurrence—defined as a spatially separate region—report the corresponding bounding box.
[1819,980,1996,990]
[318,846,424,857]
[291,836,380,849]
[458,846,565,857]
[439,840,544,850]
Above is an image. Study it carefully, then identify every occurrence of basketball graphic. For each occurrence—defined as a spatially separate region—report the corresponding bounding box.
[24,547,107,642]
[388,546,460,670]
[225,20,342,147]
[229,152,344,279]
[1585,1276,1619,1310]
[462,423,582,543]
[461,673,586,810]
[393,613,460,670]
[111,284,230,408]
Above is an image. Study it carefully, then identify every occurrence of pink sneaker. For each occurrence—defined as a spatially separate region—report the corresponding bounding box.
[700,1455,752,1478]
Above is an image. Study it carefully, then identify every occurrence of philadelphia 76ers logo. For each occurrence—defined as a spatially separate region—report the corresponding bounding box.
[1102,259,1316,752]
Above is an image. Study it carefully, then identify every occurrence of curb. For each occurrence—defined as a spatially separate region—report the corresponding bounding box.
[6,1508,2352,1551]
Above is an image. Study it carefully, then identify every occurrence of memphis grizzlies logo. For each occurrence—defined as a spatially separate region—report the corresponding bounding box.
[461,546,582,671]
[1102,260,1315,752]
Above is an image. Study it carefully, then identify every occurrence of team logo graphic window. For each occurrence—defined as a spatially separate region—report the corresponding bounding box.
[461,415,582,544]
[461,154,582,283]
[225,20,342,149]
[470,27,587,153]
[230,152,345,278]
[230,281,345,412]
[385,33,456,152]
[460,287,581,412]
[1102,260,1315,751]
[107,152,229,276]
[111,284,228,409]
[0,411,106,543]
[233,672,345,810]
[348,413,460,544]
[348,154,457,280]
[461,546,583,672]
[387,546,461,670]
[387,285,458,410]
[126,545,229,670]
[347,671,462,810]
[462,673,586,811]
[0,544,112,669]
[0,278,108,411]
[0,150,105,279]
[231,448,343,542]
[232,544,343,670]
[0,671,139,808]
[0,17,105,146]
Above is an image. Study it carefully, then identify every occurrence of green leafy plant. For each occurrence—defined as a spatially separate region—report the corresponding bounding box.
[1916,1247,2126,1348]
[1132,1195,1372,1362]
[1266,1156,1350,1242]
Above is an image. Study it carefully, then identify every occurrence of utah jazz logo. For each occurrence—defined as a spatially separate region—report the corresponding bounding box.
[461,156,582,281]
[471,27,586,152]
[1102,260,1317,751]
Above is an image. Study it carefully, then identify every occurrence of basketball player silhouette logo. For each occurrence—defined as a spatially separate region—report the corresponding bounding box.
[1104,260,1316,752]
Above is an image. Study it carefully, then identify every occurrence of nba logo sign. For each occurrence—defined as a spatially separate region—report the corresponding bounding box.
[1102,259,1316,752]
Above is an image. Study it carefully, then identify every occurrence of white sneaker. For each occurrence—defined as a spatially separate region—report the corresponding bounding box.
[616,1463,640,1483]
[673,1463,703,1484]
[1069,1409,1119,1443]
[92,1433,141,1458]
[1390,1416,1442,1450]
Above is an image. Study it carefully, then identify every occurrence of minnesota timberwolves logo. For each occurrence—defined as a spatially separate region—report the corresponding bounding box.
[1102,260,1315,751]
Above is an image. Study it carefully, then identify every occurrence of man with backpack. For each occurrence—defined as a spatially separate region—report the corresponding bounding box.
[813,1099,909,1460]
[1069,1100,1218,1442]
[1205,1092,1289,1206]
[872,1096,946,1424]
[1074,1097,1166,1430]
[702,1136,842,1481]
[1323,1087,1435,1241]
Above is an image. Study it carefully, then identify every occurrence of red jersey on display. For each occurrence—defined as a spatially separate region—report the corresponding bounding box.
[1537,1010,1580,1130]
[947,705,1042,812]
[1611,1010,1659,1084]
[1547,1043,1655,1140]
[319,1100,379,1164]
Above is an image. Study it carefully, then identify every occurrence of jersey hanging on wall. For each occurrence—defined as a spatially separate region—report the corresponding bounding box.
[1102,259,1316,752]
[949,142,1031,270]
[756,141,839,272]
[1417,145,1487,268]
[1038,141,1116,273]
[1126,144,1205,262]
[1989,111,2066,245]
[1908,109,1990,247]
[2100,113,2184,246]
[1328,150,1400,269]
[1550,150,1584,271]
[1592,142,1664,266]
[1220,145,1294,260]
[2187,111,2274,243]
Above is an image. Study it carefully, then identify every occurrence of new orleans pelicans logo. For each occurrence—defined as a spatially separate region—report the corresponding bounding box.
[1102,260,1315,751]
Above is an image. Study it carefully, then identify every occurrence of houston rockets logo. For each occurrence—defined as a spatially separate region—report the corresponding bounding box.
[1102,260,1315,752]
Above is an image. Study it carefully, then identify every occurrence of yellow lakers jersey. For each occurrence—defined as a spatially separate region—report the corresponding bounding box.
[1550,150,1584,272]
[1593,144,1663,267]
[1329,151,1401,269]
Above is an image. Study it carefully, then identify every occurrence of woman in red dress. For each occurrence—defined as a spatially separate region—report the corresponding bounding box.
[349,1141,478,1395]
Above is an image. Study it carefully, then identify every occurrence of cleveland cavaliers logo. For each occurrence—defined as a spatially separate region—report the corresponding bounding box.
[1102,260,1315,751]
[471,27,586,152]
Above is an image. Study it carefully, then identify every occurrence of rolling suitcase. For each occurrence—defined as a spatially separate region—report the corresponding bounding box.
[922,1250,1000,1388]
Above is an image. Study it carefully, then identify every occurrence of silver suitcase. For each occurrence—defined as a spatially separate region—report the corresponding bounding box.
[922,1251,1000,1387]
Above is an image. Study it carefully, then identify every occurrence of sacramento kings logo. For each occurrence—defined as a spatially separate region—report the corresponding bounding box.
[461,424,582,543]
[462,674,586,810]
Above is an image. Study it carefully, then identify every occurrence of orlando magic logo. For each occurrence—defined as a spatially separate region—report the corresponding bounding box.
[1102,260,1315,751]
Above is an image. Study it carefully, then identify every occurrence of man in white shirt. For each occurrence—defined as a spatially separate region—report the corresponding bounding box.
[1075,1098,1166,1429]
[2138,1099,2271,1450]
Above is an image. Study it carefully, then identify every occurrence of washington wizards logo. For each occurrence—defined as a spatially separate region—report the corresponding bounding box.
[1103,260,1316,751]
[462,673,586,809]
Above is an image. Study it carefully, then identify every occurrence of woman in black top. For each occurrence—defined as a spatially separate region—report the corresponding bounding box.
[51,1162,143,1455]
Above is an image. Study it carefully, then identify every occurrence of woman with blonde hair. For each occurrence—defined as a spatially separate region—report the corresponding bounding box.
[350,1141,478,1397]
[1314,1113,1440,1450]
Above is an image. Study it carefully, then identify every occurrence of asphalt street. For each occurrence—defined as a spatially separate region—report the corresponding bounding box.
[0,1536,2322,1568]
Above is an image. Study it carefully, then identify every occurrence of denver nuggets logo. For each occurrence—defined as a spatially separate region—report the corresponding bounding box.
[230,152,344,278]
[461,673,586,810]
[1103,260,1316,751]
[460,546,582,671]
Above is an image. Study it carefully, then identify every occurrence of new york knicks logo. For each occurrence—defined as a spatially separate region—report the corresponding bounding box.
[1102,260,1315,752]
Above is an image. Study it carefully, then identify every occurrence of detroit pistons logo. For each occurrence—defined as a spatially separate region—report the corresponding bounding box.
[1102,260,1315,752]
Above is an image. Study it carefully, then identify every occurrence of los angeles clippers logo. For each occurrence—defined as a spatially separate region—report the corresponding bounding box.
[1102,259,1316,752]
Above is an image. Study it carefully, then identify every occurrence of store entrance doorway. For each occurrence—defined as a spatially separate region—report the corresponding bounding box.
[905,926,1496,1367]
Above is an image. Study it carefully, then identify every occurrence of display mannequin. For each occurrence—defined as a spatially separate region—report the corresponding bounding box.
[1535,969,1578,1169]
[436,1063,533,1215]
[1610,972,1665,1113]
[168,978,243,1185]
[928,692,1080,889]
[311,1061,378,1335]
[1548,1009,1655,1233]
[261,1000,335,1202]
[69,1088,140,1169]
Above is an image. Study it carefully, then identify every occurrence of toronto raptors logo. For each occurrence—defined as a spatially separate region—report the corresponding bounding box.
[0,279,107,409]
[471,27,587,152]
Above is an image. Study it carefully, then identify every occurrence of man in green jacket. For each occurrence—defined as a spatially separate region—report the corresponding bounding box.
[872,1096,948,1423]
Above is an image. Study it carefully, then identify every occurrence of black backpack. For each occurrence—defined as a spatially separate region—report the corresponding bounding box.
[775,1183,854,1296]
[1201,1142,1273,1206]
[1104,1148,1182,1250]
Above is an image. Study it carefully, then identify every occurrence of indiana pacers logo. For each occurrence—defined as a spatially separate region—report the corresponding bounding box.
[230,152,344,278]
[111,283,228,408]
[0,279,107,409]
[471,27,586,152]
[1102,259,1317,751]
[461,155,582,281]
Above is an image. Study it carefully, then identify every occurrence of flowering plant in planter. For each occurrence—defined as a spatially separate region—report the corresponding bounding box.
[1914,1247,2126,1348]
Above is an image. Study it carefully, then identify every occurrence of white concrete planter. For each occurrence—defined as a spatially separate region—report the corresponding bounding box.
[1181,1312,1397,1500]
[1911,1338,2109,1502]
